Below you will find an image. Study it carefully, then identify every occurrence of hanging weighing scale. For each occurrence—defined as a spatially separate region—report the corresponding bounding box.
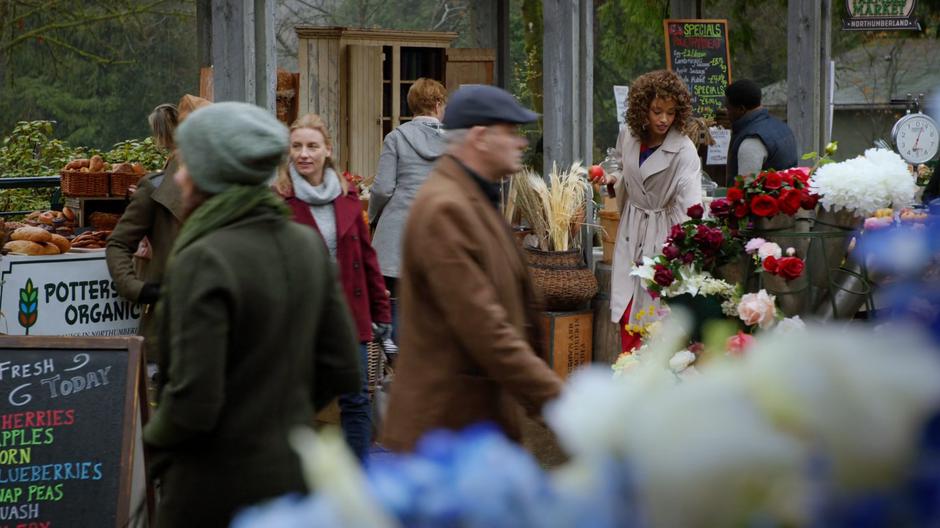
[891,93,940,164]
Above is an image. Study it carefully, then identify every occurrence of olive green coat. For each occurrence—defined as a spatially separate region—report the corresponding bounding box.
[105,157,183,349]
[142,206,361,528]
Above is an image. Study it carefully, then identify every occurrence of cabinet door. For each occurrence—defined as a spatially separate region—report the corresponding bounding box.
[445,48,496,94]
[347,45,383,180]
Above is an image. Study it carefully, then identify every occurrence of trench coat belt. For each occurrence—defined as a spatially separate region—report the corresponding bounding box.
[627,202,666,215]
[623,202,667,260]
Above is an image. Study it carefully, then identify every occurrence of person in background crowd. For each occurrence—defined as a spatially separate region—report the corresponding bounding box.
[369,78,448,347]
[724,79,799,177]
[274,113,392,462]
[381,85,563,452]
[106,94,210,360]
[588,70,702,353]
[143,102,360,528]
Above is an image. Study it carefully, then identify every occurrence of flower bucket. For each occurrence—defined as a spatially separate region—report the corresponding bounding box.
[814,259,875,320]
[761,269,810,317]
[713,255,749,288]
[525,247,598,311]
[665,293,727,343]
[807,206,862,306]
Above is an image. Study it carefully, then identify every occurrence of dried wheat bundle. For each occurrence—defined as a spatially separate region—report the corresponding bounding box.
[510,168,551,248]
[546,161,589,251]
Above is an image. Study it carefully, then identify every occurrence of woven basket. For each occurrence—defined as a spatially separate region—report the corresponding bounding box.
[110,171,143,197]
[88,212,121,231]
[61,170,110,197]
[366,340,387,400]
[525,247,598,311]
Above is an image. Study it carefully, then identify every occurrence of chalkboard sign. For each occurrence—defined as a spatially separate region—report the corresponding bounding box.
[0,336,144,528]
[664,19,732,120]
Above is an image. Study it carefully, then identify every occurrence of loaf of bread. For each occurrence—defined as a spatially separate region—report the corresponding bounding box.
[11,226,52,243]
[4,240,59,255]
[112,162,135,174]
[64,159,90,170]
[49,233,71,253]
[88,155,105,172]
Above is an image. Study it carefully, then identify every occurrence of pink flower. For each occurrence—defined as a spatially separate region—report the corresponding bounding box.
[757,242,782,261]
[726,331,755,357]
[745,237,767,254]
[737,290,777,328]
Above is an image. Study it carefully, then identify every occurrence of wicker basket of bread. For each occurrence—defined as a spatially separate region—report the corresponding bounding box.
[61,155,111,197]
[109,162,147,197]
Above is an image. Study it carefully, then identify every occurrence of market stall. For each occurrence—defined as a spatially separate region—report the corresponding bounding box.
[0,155,147,337]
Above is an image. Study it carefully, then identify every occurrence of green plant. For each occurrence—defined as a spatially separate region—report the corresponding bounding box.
[0,121,88,177]
[105,137,167,170]
[0,121,89,214]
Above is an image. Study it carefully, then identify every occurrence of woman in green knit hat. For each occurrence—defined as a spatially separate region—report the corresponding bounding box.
[143,101,361,528]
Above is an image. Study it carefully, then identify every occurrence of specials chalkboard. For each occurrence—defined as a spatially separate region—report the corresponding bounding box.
[664,19,732,120]
[0,336,144,528]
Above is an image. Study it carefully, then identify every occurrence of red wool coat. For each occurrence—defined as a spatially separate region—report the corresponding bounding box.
[284,188,391,342]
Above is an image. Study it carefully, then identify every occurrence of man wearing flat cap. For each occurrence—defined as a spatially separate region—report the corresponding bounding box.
[142,102,360,527]
[381,85,563,452]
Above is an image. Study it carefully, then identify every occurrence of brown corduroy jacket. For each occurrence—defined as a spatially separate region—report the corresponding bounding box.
[380,155,563,451]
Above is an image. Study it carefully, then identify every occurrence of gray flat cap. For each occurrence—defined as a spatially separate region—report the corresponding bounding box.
[442,85,538,129]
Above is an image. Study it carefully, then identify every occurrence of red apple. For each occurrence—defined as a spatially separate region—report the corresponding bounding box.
[588,165,605,181]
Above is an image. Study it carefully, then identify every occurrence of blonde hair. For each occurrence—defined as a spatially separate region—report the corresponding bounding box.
[407,78,447,117]
[273,113,348,196]
[148,104,178,151]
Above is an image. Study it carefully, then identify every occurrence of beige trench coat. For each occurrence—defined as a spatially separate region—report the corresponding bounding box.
[610,127,702,324]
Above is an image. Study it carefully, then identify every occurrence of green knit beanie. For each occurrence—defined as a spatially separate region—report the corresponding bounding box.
[175,102,288,193]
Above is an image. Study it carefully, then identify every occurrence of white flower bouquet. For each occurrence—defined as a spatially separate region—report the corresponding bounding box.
[810,148,918,217]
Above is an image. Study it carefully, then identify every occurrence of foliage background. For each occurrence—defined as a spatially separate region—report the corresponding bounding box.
[2,0,940,181]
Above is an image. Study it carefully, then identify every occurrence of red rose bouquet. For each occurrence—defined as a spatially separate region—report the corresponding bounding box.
[716,167,819,227]
[630,205,744,300]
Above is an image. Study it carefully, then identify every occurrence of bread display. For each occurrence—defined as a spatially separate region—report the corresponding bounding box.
[23,210,74,236]
[11,226,52,243]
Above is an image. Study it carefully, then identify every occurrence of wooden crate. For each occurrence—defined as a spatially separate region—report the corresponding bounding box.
[540,309,592,379]
[591,262,621,365]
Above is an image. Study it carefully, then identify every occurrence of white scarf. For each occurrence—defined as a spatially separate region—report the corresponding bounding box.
[290,164,342,205]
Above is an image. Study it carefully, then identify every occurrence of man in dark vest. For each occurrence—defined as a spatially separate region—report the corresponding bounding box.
[724,79,799,177]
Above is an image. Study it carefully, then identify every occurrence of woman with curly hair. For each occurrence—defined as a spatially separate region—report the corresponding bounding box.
[590,69,702,353]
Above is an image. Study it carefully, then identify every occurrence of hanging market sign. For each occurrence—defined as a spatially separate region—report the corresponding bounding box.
[0,253,141,337]
[843,0,920,31]
[663,19,732,121]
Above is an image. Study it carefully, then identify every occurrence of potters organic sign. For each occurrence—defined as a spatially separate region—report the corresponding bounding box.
[843,0,920,31]
[0,254,141,337]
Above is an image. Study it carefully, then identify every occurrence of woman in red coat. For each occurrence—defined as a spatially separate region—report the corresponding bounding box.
[274,113,392,461]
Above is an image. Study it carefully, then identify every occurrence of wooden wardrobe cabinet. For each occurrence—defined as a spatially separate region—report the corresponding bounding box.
[296,27,494,180]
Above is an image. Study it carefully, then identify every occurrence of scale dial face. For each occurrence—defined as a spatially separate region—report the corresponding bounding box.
[892,113,940,164]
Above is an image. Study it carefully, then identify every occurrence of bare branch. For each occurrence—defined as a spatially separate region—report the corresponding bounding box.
[2,0,173,52]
